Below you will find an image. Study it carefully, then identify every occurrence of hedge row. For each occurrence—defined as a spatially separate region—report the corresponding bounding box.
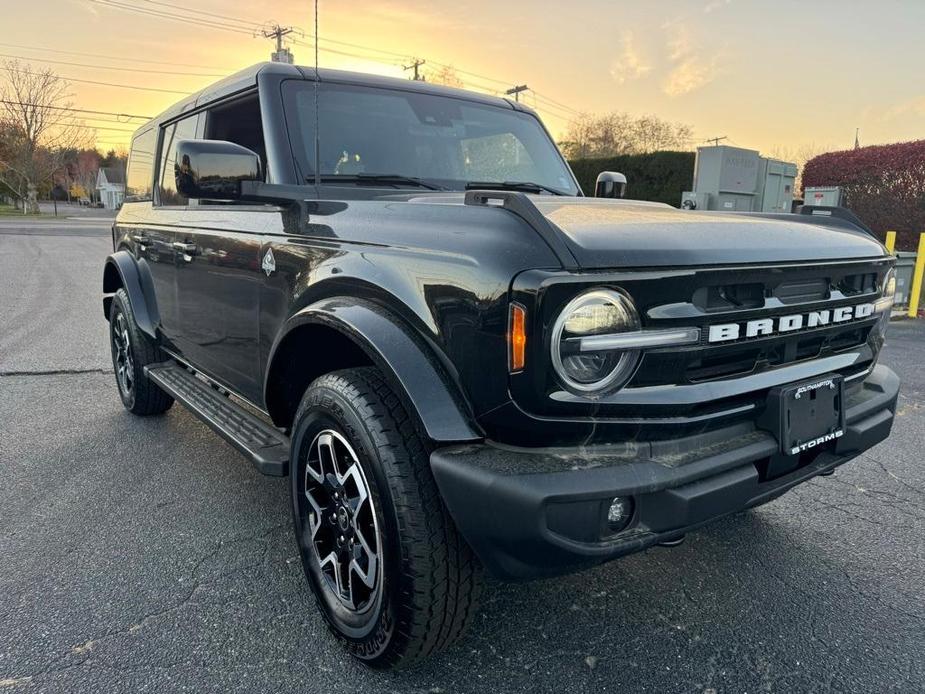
[568,151,694,207]
[802,140,925,251]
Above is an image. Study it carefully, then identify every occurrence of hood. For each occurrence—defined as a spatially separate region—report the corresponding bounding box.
[528,198,886,268]
[402,193,887,269]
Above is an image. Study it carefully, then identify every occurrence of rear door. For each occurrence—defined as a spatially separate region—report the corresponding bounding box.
[121,127,179,344]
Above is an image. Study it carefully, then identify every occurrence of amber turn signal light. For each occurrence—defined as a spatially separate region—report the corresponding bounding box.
[508,303,527,372]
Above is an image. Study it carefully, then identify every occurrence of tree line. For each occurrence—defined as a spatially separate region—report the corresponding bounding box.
[0,60,126,213]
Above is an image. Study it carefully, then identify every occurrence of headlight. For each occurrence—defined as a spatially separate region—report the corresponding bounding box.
[551,289,641,394]
[874,268,896,313]
[874,268,896,338]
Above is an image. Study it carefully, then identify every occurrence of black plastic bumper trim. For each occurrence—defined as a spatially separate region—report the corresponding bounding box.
[431,364,899,580]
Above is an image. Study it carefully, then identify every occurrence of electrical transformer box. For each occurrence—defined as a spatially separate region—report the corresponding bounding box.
[804,186,843,207]
[681,145,797,213]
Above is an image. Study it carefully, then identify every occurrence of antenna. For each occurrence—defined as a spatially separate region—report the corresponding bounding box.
[505,84,528,102]
[704,136,727,147]
[312,0,321,188]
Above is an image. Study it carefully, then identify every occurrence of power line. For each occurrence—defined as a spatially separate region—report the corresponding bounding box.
[0,100,151,120]
[9,67,191,95]
[290,37,403,66]
[138,0,263,30]
[314,36,410,60]
[91,0,257,33]
[72,3,585,121]
[84,124,138,133]
[532,92,581,116]
[0,42,226,71]
[0,52,225,78]
[87,0,256,35]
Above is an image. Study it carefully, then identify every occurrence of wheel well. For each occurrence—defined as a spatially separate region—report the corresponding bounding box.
[265,324,374,430]
[102,261,124,320]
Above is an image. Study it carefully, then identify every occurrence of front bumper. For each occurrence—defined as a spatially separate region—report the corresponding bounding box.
[430,364,900,580]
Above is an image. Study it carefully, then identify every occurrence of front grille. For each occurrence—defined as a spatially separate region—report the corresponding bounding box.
[629,261,887,389]
[679,323,872,384]
[510,258,890,425]
[775,278,829,304]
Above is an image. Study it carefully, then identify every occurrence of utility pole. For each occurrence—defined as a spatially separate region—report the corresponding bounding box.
[505,84,528,102]
[263,24,295,64]
[704,136,727,147]
[403,58,426,81]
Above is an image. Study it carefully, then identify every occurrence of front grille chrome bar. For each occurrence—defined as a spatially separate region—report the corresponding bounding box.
[575,327,701,353]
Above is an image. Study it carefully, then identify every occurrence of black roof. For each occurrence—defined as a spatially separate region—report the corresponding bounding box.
[136,62,538,138]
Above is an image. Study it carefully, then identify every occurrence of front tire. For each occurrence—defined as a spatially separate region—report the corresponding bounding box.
[108,288,173,416]
[290,367,482,669]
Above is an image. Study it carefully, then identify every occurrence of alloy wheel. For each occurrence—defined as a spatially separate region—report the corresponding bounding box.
[303,429,382,612]
[112,311,134,398]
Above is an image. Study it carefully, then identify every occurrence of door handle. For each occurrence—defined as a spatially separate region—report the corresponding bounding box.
[132,233,149,244]
[172,241,198,262]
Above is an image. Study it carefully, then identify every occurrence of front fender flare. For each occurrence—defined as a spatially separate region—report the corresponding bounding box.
[102,251,159,339]
[267,297,482,443]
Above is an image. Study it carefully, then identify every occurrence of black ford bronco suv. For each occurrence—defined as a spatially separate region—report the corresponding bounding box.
[103,62,900,668]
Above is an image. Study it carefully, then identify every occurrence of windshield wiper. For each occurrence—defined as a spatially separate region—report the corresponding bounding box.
[313,174,446,191]
[465,180,567,196]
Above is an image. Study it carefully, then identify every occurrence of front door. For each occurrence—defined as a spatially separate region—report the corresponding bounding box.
[172,212,265,403]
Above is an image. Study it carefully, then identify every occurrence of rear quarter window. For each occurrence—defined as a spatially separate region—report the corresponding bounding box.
[125,128,157,202]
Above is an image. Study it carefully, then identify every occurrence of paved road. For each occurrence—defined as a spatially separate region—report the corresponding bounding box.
[1,219,923,693]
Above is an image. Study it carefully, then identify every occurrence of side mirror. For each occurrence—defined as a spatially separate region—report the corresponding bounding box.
[595,171,627,199]
[174,139,261,200]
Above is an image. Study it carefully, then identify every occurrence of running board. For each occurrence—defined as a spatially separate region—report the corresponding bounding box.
[144,362,289,476]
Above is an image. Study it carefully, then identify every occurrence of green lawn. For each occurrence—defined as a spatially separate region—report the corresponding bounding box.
[0,204,48,217]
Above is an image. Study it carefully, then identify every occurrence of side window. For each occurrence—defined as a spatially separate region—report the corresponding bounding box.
[125,128,157,202]
[205,93,266,177]
[158,114,200,206]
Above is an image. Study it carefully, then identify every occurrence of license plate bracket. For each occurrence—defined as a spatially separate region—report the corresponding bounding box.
[761,374,845,456]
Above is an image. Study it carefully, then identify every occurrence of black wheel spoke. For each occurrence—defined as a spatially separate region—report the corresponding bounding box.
[302,429,382,613]
[112,311,134,396]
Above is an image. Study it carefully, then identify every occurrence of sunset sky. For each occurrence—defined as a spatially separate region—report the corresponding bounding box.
[4,0,924,157]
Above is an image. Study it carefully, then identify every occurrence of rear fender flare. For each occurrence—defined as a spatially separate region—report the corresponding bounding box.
[102,251,159,339]
[266,297,482,443]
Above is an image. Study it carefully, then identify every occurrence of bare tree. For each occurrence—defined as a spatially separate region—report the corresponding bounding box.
[560,111,694,159]
[0,60,91,213]
[425,65,464,88]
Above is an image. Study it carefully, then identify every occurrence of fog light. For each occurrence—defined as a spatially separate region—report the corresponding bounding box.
[606,496,634,532]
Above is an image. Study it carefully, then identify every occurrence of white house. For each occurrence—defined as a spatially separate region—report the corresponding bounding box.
[96,167,125,210]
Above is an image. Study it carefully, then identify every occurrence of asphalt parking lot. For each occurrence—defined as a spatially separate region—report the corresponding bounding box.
[1,218,923,693]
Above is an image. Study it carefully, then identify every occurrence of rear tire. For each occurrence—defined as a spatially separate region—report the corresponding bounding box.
[290,367,482,669]
[108,288,173,416]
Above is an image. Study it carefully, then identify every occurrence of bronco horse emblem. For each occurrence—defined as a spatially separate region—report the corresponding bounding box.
[262,247,276,276]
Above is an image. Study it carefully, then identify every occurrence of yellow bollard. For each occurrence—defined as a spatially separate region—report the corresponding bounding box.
[885,231,896,254]
[908,233,925,319]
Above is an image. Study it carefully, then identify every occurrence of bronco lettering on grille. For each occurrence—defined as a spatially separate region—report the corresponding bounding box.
[707,302,875,343]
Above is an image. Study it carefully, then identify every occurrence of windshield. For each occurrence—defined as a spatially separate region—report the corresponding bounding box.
[282,81,580,195]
